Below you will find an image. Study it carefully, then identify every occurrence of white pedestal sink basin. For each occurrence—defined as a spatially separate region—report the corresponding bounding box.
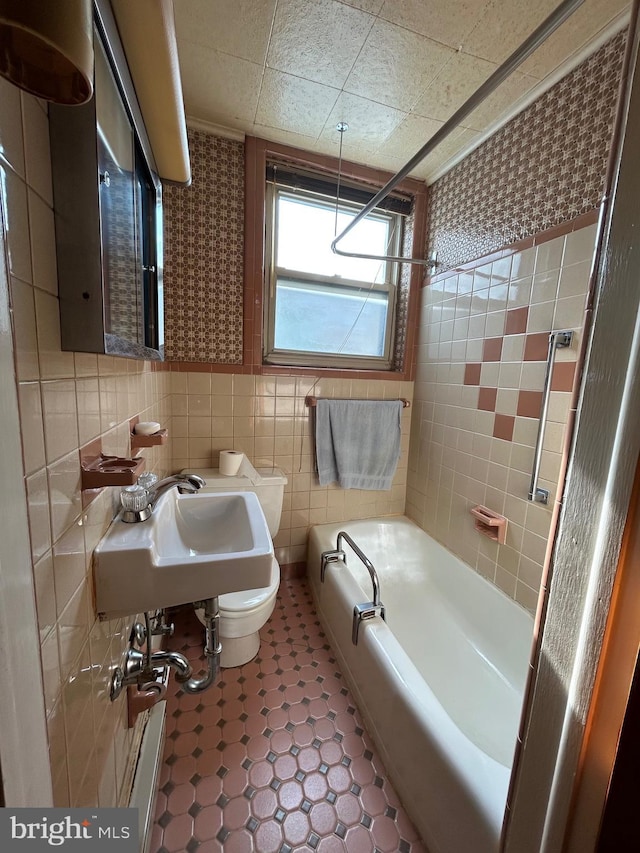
[94,489,274,619]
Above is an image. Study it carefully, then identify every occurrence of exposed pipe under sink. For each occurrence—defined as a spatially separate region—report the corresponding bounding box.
[110,596,222,699]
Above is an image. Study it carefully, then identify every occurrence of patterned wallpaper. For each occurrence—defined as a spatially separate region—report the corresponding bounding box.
[427,30,626,272]
[163,129,245,362]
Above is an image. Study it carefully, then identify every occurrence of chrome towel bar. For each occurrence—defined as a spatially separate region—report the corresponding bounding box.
[529,330,574,504]
[306,395,410,408]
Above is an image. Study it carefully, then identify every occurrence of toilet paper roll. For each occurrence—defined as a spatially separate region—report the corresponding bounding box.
[219,450,244,476]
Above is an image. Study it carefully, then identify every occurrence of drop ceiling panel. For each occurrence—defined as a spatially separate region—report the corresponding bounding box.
[412,52,498,124]
[378,0,494,50]
[179,45,263,127]
[255,68,340,137]
[319,91,407,150]
[173,0,276,65]
[344,19,455,111]
[517,0,629,77]
[267,0,374,88]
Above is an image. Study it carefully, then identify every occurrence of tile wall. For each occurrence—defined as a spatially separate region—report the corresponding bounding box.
[170,372,412,567]
[407,220,597,610]
[0,79,173,807]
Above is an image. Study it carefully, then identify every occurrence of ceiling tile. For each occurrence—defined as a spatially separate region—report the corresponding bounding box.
[517,0,629,78]
[413,51,496,122]
[317,91,407,153]
[379,0,493,50]
[250,124,319,151]
[411,127,481,180]
[178,43,263,127]
[173,0,630,180]
[267,0,375,88]
[344,19,455,111]
[376,113,444,161]
[462,70,539,131]
[357,151,409,176]
[255,69,340,138]
[174,0,276,65]
[461,0,560,64]
[339,0,385,12]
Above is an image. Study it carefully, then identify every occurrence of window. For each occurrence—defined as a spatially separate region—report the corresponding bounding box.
[264,168,407,369]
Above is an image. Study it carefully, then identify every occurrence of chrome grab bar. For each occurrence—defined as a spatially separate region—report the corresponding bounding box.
[529,330,574,504]
[330,0,585,267]
[338,531,382,607]
[320,531,386,645]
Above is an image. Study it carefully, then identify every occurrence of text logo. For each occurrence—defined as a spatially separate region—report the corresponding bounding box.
[0,809,138,851]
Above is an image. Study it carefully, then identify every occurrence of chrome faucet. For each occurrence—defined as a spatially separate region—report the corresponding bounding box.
[120,473,206,522]
[149,473,206,509]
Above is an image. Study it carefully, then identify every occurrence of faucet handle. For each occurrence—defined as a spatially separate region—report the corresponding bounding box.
[120,485,150,512]
[120,485,152,522]
[137,472,158,490]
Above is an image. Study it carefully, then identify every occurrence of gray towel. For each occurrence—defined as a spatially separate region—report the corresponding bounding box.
[315,399,403,490]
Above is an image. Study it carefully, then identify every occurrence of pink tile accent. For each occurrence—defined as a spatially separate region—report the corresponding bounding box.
[152,580,425,852]
[493,415,515,442]
[517,390,544,419]
[524,332,550,361]
[505,306,529,335]
[552,361,577,392]
[483,337,503,362]
[478,387,498,412]
[464,362,482,385]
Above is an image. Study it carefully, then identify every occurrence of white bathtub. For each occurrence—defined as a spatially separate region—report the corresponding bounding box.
[307,516,534,853]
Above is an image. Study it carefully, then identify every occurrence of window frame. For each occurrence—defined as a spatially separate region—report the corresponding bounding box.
[264,182,404,369]
[244,137,428,382]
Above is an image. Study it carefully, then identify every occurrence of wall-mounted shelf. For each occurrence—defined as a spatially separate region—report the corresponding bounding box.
[131,429,168,449]
[81,453,145,490]
[470,505,508,545]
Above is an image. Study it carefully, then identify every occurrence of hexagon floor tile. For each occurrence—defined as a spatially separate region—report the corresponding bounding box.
[150,577,427,853]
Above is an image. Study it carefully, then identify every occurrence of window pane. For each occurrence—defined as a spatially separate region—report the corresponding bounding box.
[276,195,391,284]
[274,279,388,356]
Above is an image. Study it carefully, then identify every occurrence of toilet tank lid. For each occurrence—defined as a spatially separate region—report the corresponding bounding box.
[181,467,288,488]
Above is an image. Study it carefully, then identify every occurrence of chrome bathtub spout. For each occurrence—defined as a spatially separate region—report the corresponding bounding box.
[179,597,222,694]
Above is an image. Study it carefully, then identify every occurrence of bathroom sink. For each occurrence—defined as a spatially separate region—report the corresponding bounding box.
[94,490,274,619]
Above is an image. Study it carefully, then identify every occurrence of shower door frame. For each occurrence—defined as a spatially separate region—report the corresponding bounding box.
[502,3,640,850]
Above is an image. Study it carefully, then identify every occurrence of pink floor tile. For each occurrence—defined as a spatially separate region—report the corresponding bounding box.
[151,578,425,852]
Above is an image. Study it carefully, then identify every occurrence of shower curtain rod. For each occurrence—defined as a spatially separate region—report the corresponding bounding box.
[330,0,586,268]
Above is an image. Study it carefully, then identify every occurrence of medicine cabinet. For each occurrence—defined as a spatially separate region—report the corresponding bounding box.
[49,0,163,360]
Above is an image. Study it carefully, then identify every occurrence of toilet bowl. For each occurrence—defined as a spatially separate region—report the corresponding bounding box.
[196,556,279,668]
[183,462,287,668]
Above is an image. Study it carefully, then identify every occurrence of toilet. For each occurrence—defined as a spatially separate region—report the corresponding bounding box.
[182,462,287,668]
